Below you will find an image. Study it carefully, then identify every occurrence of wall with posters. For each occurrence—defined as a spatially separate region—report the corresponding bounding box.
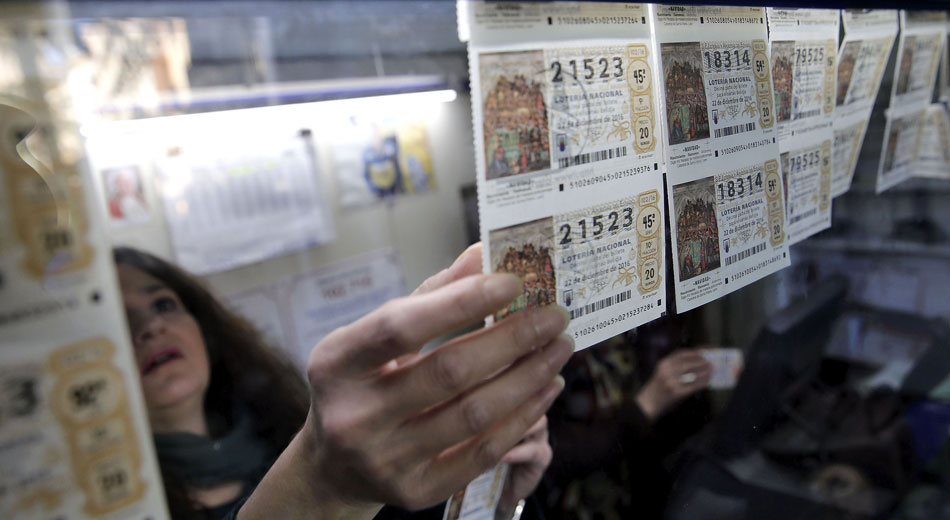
[83,91,477,357]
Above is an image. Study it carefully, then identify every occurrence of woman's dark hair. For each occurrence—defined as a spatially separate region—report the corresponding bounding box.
[114,247,310,518]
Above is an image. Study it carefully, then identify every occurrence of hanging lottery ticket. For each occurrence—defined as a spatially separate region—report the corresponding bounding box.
[0,15,168,520]
[915,103,950,179]
[941,19,950,102]
[464,2,666,349]
[653,5,790,314]
[832,10,898,196]
[877,11,948,193]
[767,9,838,245]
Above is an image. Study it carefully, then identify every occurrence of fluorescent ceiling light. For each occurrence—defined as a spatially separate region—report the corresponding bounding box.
[81,88,457,139]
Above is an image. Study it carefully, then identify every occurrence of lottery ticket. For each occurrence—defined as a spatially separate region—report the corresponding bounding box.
[653,5,790,314]
[876,11,948,193]
[767,9,837,245]
[699,348,744,390]
[889,12,947,112]
[941,20,950,102]
[877,108,926,193]
[915,103,950,179]
[831,10,898,197]
[442,464,508,520]
[0,18,168,519]
[465,2,666,349]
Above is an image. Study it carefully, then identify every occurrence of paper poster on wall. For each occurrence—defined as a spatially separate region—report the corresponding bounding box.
[654,5,790,314]
[331,116,436,208]
[767,8,837,245]
[466,1,667,349]
[227,249,407,367]
[155,131,335,275]
[831,10,898,197]
[101,165,151,226]
[877,11,948,193]
[1,30,168,520]
[225,289,289,354]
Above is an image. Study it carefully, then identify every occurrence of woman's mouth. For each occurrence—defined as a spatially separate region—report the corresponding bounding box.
[141,347,184,375]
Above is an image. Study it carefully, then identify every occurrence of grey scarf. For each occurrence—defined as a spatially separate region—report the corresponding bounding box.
[153,408,271,488]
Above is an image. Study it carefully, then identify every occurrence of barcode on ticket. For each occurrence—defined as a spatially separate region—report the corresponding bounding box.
[569,289,632,320]
[713,122,756,139]
[724,242,766,266]
[558,146,627,168]
[789,208,817,224]
[795,109,821,120]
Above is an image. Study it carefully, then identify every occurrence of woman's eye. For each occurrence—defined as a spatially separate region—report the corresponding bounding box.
[153,296,178,314]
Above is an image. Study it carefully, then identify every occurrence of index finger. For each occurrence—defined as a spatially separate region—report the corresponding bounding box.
[413,243,483,296]
[312,272,522,376]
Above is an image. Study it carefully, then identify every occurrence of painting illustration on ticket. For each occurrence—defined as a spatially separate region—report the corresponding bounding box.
[464,1,665,349]
[653,5,790,313]
[767,8,837,245]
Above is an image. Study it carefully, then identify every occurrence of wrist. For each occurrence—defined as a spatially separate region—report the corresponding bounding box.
[239,416,382,520]
[634,389,659,422]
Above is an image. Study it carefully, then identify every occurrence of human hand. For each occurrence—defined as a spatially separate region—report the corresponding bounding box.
[301,243,572,512]
[635,349,712,421]
[495,416,551,520]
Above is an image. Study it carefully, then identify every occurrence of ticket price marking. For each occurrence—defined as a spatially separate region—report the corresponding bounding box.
[764,160,785,246]
[49,338,147,515]
[636,189,662,293]
[627,44,656,153]
[819,140,831,211]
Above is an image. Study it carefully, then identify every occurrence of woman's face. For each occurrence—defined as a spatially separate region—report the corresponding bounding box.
[118,265,211,417]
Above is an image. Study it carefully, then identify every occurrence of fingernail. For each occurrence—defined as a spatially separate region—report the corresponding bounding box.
[484,273,521,301]
[555,374,566,390]
[534,305,570,335]
[547,334,574,367]
[560,332,576,352]
[452,243,479,267]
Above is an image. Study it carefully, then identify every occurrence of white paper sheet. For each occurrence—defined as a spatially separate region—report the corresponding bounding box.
[227,249,407,367]
[155,131,335,274]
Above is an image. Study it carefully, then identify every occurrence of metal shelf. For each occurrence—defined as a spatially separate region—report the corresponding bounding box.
[794,237,950,259]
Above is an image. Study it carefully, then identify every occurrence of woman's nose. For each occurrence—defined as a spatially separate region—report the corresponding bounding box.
[135,313,167,345]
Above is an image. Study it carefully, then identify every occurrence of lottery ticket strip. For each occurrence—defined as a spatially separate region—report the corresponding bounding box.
[767,8,837,245]
[876,11,949,193]
[832,10,899,196]
[653,5,791,314]
[1,97,169,519]
[467,2,666,350]
[466,3,949,345]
